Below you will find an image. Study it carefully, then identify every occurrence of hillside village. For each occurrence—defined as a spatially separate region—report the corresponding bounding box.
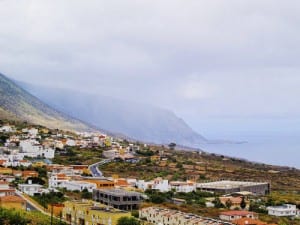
[0,120,299,225]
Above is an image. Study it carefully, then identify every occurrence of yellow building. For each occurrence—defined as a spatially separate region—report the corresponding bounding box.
[62,201,131,225]
[83,179,115,189]
[0,195,26,210]
[0,167,13,174]
[104,138,112,147]
[32,161,47,168]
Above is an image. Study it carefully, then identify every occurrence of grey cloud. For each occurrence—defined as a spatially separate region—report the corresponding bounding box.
[1,0,300,130]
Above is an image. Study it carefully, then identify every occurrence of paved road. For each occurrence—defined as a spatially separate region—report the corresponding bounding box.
[89,159,111,177]
[16,189,68,223]
[16,190,48,213]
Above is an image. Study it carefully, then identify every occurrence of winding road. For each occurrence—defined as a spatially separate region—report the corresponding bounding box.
[88,159,111,177]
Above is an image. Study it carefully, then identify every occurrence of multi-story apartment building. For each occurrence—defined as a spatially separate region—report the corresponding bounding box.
[62,200,131,225]
[140,207,234,225]
[93,188,142,211]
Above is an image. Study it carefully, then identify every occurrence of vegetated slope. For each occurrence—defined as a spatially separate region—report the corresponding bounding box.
[19,83,208,147]
[0,73,92,132]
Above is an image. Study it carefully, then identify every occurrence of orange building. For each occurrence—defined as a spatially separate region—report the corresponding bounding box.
[83,179,114,189]
[114,179,130,188]
[0,160,7,166]
[47,203,65,217]
[22,170,39,180]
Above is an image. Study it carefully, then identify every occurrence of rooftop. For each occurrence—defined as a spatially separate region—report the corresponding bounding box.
[0,195,25,203]
[197,180,268,189]
[141,207,234,225]
[95,188,141,197]
[220,210,256,216]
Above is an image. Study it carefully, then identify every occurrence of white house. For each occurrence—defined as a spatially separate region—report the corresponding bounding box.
[3,159,32,167]
[42,148,55,159]
[267,204,298,217]
[0,125,15,133]
[103,149,119,159]
[0,181,16,197]
[219,211,258,221]
[48,174,71,188]
[19,140,55,159]
[61,181,97,192]
[18,182,44,196]
[28,128,39,137]
[20,140,42,153]
[169,181,196,193]
[66,139,76,147]
[137,178,169,192]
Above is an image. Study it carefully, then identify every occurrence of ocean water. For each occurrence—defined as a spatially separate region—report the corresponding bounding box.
[199,133,300,169]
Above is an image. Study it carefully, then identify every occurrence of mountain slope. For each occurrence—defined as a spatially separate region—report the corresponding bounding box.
[19,83,208,146]
[0,73,93,132]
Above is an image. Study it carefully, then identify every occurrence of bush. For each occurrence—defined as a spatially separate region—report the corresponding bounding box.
[0,207,29,225]
[117,217,140,225]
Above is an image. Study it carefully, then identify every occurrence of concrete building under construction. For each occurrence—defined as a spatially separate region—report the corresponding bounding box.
[197,180,270,196]
[93,188,142,211]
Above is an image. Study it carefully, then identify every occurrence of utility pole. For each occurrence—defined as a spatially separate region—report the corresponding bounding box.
[50,203,54,225]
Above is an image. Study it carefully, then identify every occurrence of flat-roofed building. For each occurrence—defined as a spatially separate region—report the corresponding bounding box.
[267,204,297,217]
[197,180,270,196]
[140,207,234,225]
[0,181,15,197]
[0,195,26,210]
[83,178,115,189]
[62,200,131,225]
[18,183,43,196]
[62,181,97,193]
[219,210,258,221]
[93,188,142,210]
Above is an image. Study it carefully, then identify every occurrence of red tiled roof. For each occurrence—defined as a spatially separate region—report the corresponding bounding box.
[220,211,256,216]
[0,195,25,203]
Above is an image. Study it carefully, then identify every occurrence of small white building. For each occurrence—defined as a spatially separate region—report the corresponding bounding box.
[66,139,76,147]
[62,181,97,192]
[219,211,258,221]
[19,140,55,159]
[28,128,39,137]
[170,181,196,193]
[0,125,15,133]
[0,181,16,197]
[49,174,70,188]
[137,178,169,192]
[103,149,119,159]
[267,204,298,217]
[3,159,31,167]
[18,182,43,196]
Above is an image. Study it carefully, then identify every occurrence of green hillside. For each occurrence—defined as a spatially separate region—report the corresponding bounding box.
[0,73,93,132]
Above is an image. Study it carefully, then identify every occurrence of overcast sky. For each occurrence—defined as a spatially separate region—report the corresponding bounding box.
[1,0,300,135]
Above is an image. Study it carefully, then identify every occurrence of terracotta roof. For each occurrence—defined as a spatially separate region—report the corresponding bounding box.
[22,171,38,177]
[220,210,256,216]
[0,189,15,192]
[0,181,9,185]
[19,160,28,163]
[0,160,7,165]
[0,195,25,203]
[233,218,276,225]
[115,179,129,186]
[220,197,243,204]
